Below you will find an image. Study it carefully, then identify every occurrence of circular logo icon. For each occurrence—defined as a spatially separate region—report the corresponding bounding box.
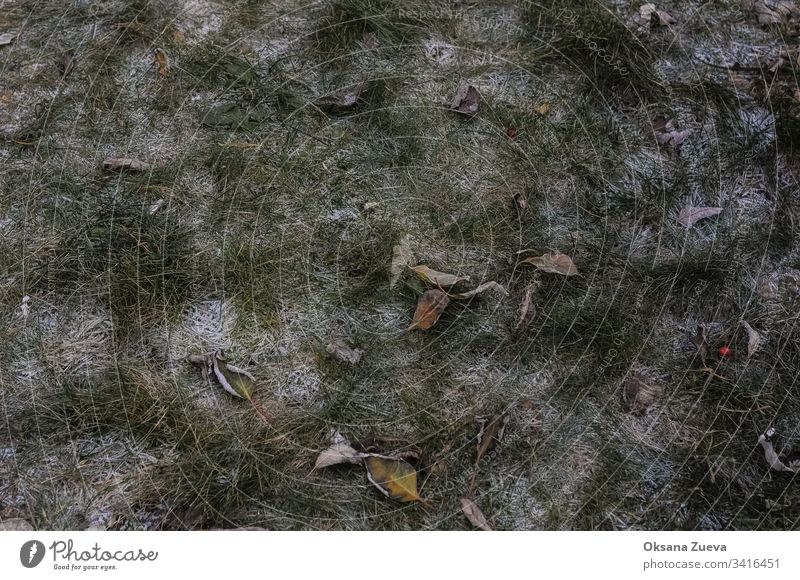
[20,540,46,568]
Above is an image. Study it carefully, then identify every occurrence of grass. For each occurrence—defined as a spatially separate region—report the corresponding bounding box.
[2,0,800,532]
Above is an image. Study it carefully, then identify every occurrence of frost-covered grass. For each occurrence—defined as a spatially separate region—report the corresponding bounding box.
[1,0,800,530]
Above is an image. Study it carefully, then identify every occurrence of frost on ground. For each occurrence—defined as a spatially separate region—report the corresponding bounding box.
[1,0,800,530]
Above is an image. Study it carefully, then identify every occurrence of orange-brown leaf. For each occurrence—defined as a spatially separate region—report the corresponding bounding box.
[408,289,450,331]
[365,456,420,502]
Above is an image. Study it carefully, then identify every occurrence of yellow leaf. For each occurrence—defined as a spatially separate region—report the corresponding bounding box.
[365,456,420,502]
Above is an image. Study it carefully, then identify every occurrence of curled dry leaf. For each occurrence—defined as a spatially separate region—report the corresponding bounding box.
[651,116,690,146]
[0,32,16,46]
[622,373,663,415]
[326,339,363,365]
[692,324,708,366]
[513,285,536,338]
[740,320,761,358]
[408,289,450,331]
[411,265,469,287]
[634,3,676,28]
[513,192,527,213]
[758,429,796,473]
[450,281,508,301]
[153,47,169,77]
[390,234,413,289]
[518,251,578,276]
[450,81,480,114]
[190,350,257,399]
[103,157,150,171]
[365,455,420,502]
[678,206,723,227]
[0,518,33,531]
[313,443,366,471]
[58,50,75,78]
[316,80,366,110]
[460,497,492,531]
[476,414,508,464]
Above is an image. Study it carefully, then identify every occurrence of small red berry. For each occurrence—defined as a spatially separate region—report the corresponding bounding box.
[718,346,732,358]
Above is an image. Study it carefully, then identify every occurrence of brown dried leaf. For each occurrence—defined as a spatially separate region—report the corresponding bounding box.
[450,81,480,114]
[103,157,150,172]
[740,320,761,358]
[758,429,796,473]
[622,373,663,415]
[390,234,413,289]
[513,285,536,338]
[678,206,723,227]
[411,265,470,287]
[460,497,492,531]
[408,289,450,331]
[58,51,75,78]
[513,192,528,213]
[692,324,708,365]
[518,252,578,276]
[450,281,508,300]
[476,414,508,464]
[651,116,690,146]
[153,47,169,77]
[326,340,363,365]
[316,81,366,110]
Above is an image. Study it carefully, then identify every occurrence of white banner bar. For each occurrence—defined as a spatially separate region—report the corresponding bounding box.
[1,531,798,579]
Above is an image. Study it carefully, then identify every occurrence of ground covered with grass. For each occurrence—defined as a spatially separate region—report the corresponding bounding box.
[1,0,800,530]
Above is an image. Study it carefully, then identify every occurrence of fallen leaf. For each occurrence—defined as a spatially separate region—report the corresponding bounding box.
[313,443,366,471]
[758,428,796,473]
[450,281,508,300]
[57,50,75,78]
[513,284,536,338]
[460,497,492,531]
[450,81,480,114]
[622,373,663,415]
[518,252,578,276]
[0,32,16,46]
[635,4,676,28]
[408,289,450,331]
[365,455,420,502]
[316,81,366,111]
[210,350,256,399]
[534,101,551,115]
[153,47,169,77]
[678,206,723,227]
[390,235,413,288]
[102,157,150,171]
[476,414,508,464]
[202,102,262,129]
[411,265,469,287]
[651,116,690,146]
[741,320,762,358]
[0,518,33,531]
[692,324,708,365]
[326,340,363,365]
[513,192,527,213]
